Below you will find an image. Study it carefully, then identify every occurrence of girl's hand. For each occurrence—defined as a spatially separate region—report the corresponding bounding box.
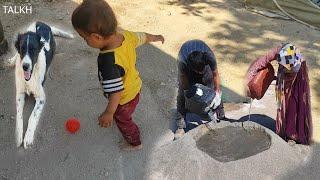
[98,111,114,128]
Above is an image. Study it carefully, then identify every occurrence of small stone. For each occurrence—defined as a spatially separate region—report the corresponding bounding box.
[160,82,165,86]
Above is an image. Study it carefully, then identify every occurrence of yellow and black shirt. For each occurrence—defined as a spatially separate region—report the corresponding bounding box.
[97,30,146,105]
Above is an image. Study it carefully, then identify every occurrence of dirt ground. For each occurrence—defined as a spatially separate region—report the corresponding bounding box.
[106,0,320,138]
[0,0,319,179]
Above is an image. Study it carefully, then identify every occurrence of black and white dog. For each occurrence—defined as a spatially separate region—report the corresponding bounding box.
[13,21,73,148]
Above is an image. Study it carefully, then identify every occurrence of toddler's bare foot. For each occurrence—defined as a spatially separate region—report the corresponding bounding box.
[119,141,143,151]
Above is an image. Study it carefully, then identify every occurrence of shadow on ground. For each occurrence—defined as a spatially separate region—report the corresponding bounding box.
[169,112,276,135]
[1,0,319,179]
[222,85,249,103]
[165,0,320,112]
[0,35,179,180]
[0,1,178,179]
[0,1,253,178]
[167,0,242,17]
[166,0,320,65]
[165,1,319,178]
[225,114,276,132]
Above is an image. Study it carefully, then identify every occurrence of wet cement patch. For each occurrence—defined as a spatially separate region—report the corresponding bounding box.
[196,126,271,162]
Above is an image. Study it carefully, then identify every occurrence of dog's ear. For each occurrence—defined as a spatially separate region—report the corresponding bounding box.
[14,34,21,51]
[37,34,45,49]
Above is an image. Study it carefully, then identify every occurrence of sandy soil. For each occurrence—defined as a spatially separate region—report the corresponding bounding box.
[0,0,319,179]
[104,0,320,138]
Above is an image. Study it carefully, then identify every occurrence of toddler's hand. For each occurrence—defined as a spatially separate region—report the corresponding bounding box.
[98,111,114,128]
[151,35,164,44]
[156,35,165,44]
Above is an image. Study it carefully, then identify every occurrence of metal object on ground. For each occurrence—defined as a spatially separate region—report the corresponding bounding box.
[185,83,218,123]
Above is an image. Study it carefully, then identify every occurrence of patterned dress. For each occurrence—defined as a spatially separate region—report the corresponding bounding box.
[246,46,312,144]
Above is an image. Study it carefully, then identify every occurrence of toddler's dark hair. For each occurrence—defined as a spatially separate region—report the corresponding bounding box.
[72,0,117,36]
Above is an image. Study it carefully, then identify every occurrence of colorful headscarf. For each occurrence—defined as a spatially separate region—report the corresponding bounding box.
[276,43,300,109]
[277,43,303,72]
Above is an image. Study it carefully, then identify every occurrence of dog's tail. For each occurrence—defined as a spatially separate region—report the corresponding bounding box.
[51,26,74,39]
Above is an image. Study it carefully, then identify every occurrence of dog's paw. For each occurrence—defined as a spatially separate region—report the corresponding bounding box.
[23,132,34,149]
[15,127,23,147]
[16,133,23,147]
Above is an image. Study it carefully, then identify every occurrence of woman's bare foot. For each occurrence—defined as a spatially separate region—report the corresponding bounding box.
[288,140,296,146]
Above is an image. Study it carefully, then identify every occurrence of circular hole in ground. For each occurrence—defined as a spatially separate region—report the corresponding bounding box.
[196,126,271,162]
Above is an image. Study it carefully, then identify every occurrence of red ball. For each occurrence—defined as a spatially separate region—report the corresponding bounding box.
[65,118,80,134]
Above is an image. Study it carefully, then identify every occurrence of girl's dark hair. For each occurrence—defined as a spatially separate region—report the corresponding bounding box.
[187,51,209,72]
[72,0,118,36]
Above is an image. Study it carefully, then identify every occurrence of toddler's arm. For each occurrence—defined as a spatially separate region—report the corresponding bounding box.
[106,92,121,114]
[145,33,164,44]
[134,32,164,46]
[98,92,121,128]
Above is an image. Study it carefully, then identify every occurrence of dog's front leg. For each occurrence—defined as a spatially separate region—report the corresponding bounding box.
[23,89,46,149]
[16,93,25,147]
